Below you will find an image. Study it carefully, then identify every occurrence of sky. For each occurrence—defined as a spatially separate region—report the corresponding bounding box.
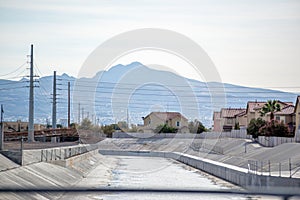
[0,0,300,93]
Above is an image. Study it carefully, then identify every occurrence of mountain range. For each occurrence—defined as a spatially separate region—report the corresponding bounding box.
[0,62,298,127]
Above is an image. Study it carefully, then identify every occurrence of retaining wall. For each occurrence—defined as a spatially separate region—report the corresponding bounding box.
[99,149,300,191]
[2,144,98,166]
[112,130,252,139]
[53,149,99,168]
[113,130,300,147]
[257,136,296,147]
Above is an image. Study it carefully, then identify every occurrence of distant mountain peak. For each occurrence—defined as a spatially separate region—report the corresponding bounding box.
[107,62,144,71]
[61,73,69,77]
[19,77,28,82]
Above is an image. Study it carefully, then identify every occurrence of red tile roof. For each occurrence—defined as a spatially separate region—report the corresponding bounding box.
[247,101,266,113]
[236,110,247,117]
[273,105,295,115]
[246,101,293,113]
[144,112,188,121]
[220,108,246,118]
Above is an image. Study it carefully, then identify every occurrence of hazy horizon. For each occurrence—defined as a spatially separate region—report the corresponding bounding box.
[1,1,300,93]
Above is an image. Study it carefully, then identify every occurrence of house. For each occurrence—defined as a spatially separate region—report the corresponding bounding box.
[212,111,221,132]
[265,104,295,123]
[295,96,300,133]
[213,108,246,132]
[245,101,268,127]
[245,101,293,127]
[142,112,189,133]
[236,110,247,129]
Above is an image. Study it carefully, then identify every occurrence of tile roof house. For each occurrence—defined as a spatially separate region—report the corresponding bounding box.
[142,112,189,133]
[245,101,293,127]
[265,104,295,133]
[213,108,246,132]
[295,96,300,134]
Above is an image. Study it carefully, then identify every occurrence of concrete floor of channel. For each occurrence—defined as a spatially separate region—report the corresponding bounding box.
[62,155,258,200]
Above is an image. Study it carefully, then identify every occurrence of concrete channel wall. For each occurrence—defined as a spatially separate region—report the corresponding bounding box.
[113,130,300,147]
[53,149,99,168]
[257,136,297,147]
[112,130,252,139]
[1,144,98,165]
[99,149,300,191]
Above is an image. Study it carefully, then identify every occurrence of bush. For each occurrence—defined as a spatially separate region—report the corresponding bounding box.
[188,120,207,134]
[259,120,289,137]
[154,124,178,133]
[101,125,114,137]
[247,118,266,139]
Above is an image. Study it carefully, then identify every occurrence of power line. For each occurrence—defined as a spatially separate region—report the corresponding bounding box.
[0,80,26,86]
[0,62,27,77]
[0,86,27,91]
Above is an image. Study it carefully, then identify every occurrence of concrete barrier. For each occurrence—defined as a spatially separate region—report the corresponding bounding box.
[258,136,296,147]
[99,149,300,191]
[113,130,252,140]
[1,144,99,166]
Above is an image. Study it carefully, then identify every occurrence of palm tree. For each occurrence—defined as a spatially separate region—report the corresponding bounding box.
[259,100,281,121]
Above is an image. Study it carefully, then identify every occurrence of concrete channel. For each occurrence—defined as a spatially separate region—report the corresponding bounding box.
[99,149,300,192]
[0,138,300,199]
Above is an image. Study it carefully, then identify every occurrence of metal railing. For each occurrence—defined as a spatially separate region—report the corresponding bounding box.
[248,158,300,178]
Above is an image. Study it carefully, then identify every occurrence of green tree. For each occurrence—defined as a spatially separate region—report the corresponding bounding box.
[101,125,114,137]
[188,120,207,134]
[259,100,281,121]
[234,122,240,130]
[79,118,93,130]
[154,124,178,133]
[70,123,78,129]
[247,118,266,139]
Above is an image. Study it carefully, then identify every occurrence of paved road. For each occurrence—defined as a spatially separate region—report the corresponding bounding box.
[63,155,266,200]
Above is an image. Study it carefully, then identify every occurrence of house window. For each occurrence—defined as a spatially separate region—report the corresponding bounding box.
[176,121,180,127]
[148,120,151,124]
[276,116,280,121]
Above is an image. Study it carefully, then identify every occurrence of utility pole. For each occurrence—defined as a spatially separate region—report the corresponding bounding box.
[28,44,35,142]
[127,108,129,129]
[52,71,57,136]
[0,104,4,150]
[82,107,84,120]
[68,82,70,128]
[78,103,80,124]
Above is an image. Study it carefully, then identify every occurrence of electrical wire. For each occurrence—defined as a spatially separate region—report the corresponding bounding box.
[0,62,27,77]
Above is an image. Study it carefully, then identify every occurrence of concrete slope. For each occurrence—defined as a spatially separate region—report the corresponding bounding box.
[98,138,300,176]
[0,154,19,171]
[0,162,82,200]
